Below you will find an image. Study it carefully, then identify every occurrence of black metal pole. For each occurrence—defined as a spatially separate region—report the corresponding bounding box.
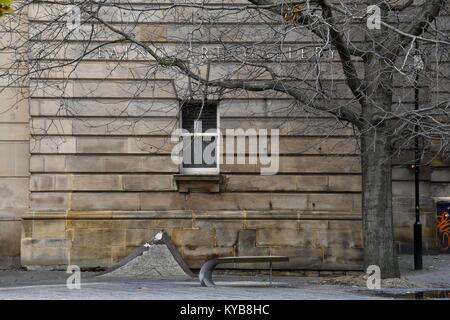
[413,41,423,270]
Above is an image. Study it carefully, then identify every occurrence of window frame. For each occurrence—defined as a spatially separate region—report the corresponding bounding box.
[179,100,220,175]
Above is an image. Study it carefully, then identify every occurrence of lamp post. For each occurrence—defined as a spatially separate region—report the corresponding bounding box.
[413,41,423,270]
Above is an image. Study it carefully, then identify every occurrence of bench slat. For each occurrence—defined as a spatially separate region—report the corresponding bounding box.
[214,256,289,263]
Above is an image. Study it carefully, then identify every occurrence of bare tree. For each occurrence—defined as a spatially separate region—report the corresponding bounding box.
[1,0,450,278]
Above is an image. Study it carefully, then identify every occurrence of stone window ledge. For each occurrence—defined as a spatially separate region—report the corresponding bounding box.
[174,174,222,193]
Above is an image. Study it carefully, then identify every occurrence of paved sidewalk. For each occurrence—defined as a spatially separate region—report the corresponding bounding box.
[0,276,383,300]
[399,254,450,287]
[0,254,448,300]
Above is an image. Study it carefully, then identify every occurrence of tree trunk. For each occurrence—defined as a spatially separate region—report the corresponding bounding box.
[359,40,401,278]
[361,127,400,278]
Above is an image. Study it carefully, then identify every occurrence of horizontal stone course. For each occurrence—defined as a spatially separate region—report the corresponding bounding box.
[30,173,361,192]
[30,80,176,99]
[28,191,363,212]
[30,136,359,155]
[29,154,360,173]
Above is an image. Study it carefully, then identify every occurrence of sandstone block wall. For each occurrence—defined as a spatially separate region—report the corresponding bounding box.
[0,11,29,268]
[0,1,448,270]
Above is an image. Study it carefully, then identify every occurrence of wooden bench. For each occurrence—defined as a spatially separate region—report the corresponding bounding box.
[199,256,289,287]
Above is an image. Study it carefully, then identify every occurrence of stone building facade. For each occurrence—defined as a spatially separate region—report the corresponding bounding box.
[0,1,449,271]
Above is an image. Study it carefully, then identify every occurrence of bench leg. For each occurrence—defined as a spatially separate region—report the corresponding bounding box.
[199,259,220,287]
